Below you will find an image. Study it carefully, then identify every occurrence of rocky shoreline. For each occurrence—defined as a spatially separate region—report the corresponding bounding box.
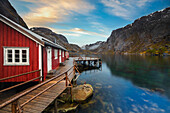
[55,84,93,113]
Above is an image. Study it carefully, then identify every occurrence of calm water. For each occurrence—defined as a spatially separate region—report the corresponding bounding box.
[76,55,170,113]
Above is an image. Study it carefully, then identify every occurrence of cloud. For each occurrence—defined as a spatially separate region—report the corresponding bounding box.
[69,28,108,37]
[90,22,110,33]
[101,0,153,20]
[49,27,107,38]
[62,33,81,37]
[20,0,95,27]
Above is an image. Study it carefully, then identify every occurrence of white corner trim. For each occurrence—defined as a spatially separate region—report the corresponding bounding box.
[39,45,42,81]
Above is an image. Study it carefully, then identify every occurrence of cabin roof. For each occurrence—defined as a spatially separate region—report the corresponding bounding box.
[0,14,67,51]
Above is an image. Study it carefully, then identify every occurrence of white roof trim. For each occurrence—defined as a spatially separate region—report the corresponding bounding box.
[0,14,44,46]
[0,14,67,51]
[42,38,67,51]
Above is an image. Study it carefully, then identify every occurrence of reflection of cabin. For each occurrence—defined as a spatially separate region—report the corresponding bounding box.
[0,14,69,82]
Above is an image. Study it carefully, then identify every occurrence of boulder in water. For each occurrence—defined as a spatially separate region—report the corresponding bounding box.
[57,103,79,113]
[72,84,93,102]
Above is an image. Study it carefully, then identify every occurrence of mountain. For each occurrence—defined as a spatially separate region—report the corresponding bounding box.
[0,0,28,28]
[67,44,81,52]
[0,0,81,53]
[30,27,81,52]
[82,41,105,52]
[30,27,69,47]
[90,7,170,55]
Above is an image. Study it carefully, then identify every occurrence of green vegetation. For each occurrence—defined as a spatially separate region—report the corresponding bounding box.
[158,47,167,55]
[146,48,157,55]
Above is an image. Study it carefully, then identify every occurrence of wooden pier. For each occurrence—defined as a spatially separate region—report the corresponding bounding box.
[0,57,101,113]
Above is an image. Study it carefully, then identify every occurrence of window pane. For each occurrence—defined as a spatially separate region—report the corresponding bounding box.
[22,50,27,62]
[15,59,20,62]
[22,59,27,62]
[15,50,20,62]
[7,50,12,62]
[8,59,12,62]
[8,50,12,54]
[8,54,12,58]
[22,50,26,54]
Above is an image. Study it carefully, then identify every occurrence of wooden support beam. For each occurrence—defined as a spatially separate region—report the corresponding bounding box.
[11,100,17,113]
[54,99,58,113]
[65,72,68,87]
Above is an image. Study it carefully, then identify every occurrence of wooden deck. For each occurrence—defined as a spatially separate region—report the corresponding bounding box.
[0,57,101,113]
[73,57,100,61]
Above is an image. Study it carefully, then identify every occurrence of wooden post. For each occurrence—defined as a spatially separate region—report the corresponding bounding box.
[65,72,68,87]
[71,86,73,101]
[39,70,42,83]
[11,100,18,113]
[73,59,75,65]
[54,99,58,113]
[73,65,76,75]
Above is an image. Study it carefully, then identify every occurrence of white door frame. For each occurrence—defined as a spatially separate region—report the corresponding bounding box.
[47,47,52,72]
[59,49,62,63]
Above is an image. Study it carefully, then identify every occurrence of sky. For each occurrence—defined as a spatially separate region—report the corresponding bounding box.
[9,0,170,47]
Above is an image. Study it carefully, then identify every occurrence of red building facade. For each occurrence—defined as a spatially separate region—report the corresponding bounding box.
[0,14,68,82]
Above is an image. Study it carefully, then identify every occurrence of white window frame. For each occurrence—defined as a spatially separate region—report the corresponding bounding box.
[54,49,58,59]
[3,47,29,66]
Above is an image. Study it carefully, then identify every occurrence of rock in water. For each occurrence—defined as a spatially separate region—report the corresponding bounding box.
[72,84,93,102]
[151,88,165,93]
[57,103,79,113]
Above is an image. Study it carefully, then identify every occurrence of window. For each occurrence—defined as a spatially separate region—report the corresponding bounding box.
[4,47,29,65]
[54,49,58,59]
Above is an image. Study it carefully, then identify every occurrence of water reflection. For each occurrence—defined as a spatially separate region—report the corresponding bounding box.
[101,55,170,99]
[76,55,170,113]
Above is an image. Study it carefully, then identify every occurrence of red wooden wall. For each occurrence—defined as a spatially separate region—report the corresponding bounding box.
[66,51,69,59]
[52,48,59,70]
[61,50,64,62]
[0,21,40,82]
[64,51,66,60]
[43,48,47,80]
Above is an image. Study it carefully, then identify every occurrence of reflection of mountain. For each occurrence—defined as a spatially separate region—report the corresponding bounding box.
[101,55,170,98]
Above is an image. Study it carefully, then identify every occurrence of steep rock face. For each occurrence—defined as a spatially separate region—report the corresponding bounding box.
[0,0,28,28]
[100,7,170,53]
[30,27,68,47]
[67,44,81,52]
[82,41,105,51]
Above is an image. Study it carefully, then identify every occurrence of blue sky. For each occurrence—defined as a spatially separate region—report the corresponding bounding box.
[9,0,170,46]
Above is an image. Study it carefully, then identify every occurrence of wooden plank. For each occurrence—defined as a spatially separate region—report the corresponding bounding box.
[0,110,11,113]
[0,57,98,113]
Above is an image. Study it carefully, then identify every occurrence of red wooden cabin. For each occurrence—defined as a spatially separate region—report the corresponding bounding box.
[0,14,69,82]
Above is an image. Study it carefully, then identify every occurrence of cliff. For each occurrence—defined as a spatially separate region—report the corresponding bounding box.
[0,0,28,28]
[89,7,170,55]
[30,27,68,46]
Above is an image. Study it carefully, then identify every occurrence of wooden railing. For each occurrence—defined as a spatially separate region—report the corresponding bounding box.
[0,69,41,93]
[0,65,80,113]
[0,70,41,82]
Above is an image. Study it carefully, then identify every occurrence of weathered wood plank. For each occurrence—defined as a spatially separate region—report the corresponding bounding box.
[0,57,97,113]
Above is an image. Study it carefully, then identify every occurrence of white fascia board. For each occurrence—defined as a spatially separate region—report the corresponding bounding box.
[39,45,42,81]
[42,38,67,51]
[0,14,44,46]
